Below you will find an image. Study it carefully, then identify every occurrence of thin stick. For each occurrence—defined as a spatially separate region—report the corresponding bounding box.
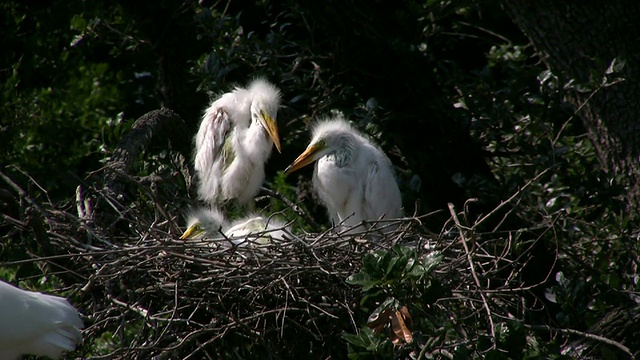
[259,186,320,229]
[525,324,632,357]
[449,203,496,348]
[473,168,551,229]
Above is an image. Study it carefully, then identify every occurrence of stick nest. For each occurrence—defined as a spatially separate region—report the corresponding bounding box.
[2,166,437,359]
[4,164,629,359]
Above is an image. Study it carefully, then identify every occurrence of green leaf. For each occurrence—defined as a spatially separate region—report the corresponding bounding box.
[368,298,398,319]
[362,252,381,274]
[402,256,416,273]
[346,272,381,292]
[537,69,554,85]
[384,255,401,277]
[385,246,415,278]
[376,251,392,276]
[422,251,443,274]
[405,262,426,279]
[361,290,385,305]
[342,327,379,350]
[346,272,371,286]
[361,281,382,292]
[70,14,87,31]
[342,333,369,349]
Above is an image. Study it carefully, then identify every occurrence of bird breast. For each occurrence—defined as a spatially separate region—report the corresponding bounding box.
[314,157,359,205]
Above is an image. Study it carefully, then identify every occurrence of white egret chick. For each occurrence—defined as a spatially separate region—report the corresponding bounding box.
[194,78,282,209]
[0,280,83,359]
[179,207,290,246]
[285,116,403,233]
[226,215,291,246]
[179,207,228,240]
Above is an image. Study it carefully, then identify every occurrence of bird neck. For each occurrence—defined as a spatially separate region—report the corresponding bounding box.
[328,137,356,167]
[241,121,272,159]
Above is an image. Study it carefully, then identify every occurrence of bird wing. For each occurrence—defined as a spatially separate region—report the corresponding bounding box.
[0,281,83,359]
[362,160,382,221]
[194,106,232,176]
[194,104,233,204]
[362,153,402,226]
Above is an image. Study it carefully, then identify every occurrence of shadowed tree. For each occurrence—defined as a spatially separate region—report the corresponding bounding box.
[502,1,640,212]
[502,2,640,357]
[283,1,510,225]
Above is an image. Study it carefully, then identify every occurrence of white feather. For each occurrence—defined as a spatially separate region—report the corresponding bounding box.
[287,116,403,234]
[180,207,290,246]
[0,280,83,360]
[194,78,281,207]
[226,215,291,245]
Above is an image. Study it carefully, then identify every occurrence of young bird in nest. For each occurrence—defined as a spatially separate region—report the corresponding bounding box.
[194,78,282,211]
[285,116,403,234]
[180,207,291,246]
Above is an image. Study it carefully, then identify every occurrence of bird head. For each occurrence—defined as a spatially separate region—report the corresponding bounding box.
[249,79,282,153]
[180,207,227,240]
[285,117,355,175]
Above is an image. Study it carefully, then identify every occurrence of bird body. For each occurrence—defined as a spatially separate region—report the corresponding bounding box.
[226,215,290,245]
[285,117,402,233]
[194,79,282,208]
[180,207,290,245]
[0,280,83,360]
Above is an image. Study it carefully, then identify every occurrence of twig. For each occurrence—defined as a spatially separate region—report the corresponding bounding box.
[449,203,496,348]
[259,186,320,230]
[473,168,551,229]
[525,324,633,357]
[0,169,44,213]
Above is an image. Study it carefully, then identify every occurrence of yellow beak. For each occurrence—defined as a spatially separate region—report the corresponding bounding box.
[261,110,282,153]
[179,225,199,240]
[284,143,323,176]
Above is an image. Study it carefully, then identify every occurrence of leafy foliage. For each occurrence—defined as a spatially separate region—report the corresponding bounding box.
[344,247,445,359]
[1,0,639,359]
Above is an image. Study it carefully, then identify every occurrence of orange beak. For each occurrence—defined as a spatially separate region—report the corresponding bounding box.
[179,225,200,240]
[284,143,323,176]
[261,110,282,153]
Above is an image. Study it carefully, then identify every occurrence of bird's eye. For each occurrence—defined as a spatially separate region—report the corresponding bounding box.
[250,108,263,124]
[259,109,271,122]
[194,224,202,231]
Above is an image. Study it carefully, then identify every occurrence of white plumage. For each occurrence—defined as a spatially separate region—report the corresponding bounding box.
[180,207,290,245]
[194,78,282,208]
[225,215,290,245]
[285,116,403,233]
[179,207,228,240]
[0,280,83,360]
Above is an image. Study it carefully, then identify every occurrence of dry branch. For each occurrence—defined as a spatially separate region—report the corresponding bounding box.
[1,165,636,358]
[93,108,191,228]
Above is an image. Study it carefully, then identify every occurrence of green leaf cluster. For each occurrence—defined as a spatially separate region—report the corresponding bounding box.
[347,246,443,302]
[344,246,446,358]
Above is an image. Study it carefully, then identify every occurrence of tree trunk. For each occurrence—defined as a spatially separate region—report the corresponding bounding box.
[501,1,640,210]
[92,108,191,230]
